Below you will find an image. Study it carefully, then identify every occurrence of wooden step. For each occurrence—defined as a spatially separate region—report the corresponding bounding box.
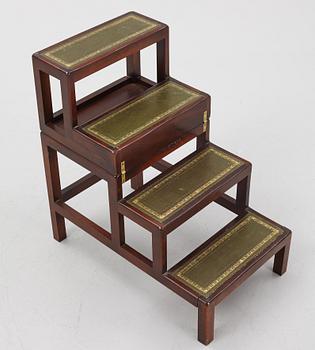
[166,209,290,302]
[119,144,251,233]
[165,209,291,345]
[80,79,207,148]
[77,78,209,179]
[35,12,167,74]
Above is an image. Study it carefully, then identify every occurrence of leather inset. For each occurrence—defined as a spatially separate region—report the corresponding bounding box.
[127,146,243,222]
[171,214,283,298]
[82,81,202,147]
[42,14,158,68]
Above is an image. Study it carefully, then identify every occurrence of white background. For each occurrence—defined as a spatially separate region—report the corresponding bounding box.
[1,1,315,349]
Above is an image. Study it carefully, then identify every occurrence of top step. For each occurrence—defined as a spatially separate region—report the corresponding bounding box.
[34,12,167,77]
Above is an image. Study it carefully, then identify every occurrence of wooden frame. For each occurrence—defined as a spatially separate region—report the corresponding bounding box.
[33,12,291,345]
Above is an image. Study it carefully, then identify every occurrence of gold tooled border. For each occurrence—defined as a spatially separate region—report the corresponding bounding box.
[129,147,242,221]
[42,14,158,68]
[173,214,282,297]
[83,81,201,146]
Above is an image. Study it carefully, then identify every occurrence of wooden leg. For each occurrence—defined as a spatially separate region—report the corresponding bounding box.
[198,300,215,345]
[152,230,167,274]
[196,133,207,150]
[126,51,141,77]
[157,37,169,82]
[41,136,66,242]
[273,235,291,276]
[236,174,251,213]
[131,172,143,190]
[108,179,125,249]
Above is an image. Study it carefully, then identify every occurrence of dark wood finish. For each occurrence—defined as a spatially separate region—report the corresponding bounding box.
[152,230,167,274]
[273,234,291,275]
[33,69,53,128]
[60,76,77,137]
[198,300,215,345]
[54,200,111,245]
[157,33,169,82]
[108,179,125,249]
[236,173,251,214]
[131,173,144,190]
[34,12,291,346]
[41,135,66,242]
[127,51,141,78]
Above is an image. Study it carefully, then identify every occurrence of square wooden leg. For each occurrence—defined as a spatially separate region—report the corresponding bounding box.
[152,229,167,274]
[198,300,215,345]
[236,174,251,214]
[108,179,125,249]
[273,235,291,276]
[41,136,66,242]
[131,172,143,190]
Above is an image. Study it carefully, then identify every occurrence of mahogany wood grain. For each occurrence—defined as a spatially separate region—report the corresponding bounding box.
[60,76,77,137]
[273,234,291,275]
[198,300,215,345]
[127,51,141,77]
[41,135,66,241]
[131,173,144,190]
[108,179,125,249]
[152,230,167,274]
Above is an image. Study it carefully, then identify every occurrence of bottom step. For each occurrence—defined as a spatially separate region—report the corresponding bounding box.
[166,209,291,344]
[167,209,291,303]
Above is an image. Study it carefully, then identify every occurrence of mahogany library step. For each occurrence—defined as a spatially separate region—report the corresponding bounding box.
[33,11,292,346]
[119,143,251,233]
[166,209,291,344]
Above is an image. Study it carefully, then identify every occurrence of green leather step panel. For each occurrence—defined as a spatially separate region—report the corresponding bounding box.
[82,81,202,147]
[127,145,243,222]
[42,13,159,68]
[169,213,283,298]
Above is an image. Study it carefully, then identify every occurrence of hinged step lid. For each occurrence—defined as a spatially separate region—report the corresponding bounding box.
[167,210,289,301]
[81,80,206,148]
[119,144,251,232]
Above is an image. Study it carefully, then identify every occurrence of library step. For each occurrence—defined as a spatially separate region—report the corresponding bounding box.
[36,12,167,73]
[79,78,209,179]
[166,209,291,304]
[119,143,251,233]
[80,79,208,148]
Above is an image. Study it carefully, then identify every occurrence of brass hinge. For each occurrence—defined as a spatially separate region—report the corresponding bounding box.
[121,161,126,183]
[203,110,208,132]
